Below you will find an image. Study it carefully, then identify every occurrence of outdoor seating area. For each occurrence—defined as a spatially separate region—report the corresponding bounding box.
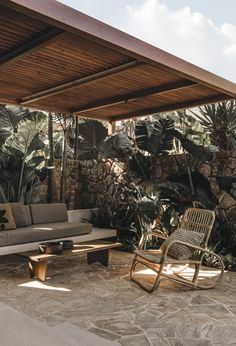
[0,0,236,345]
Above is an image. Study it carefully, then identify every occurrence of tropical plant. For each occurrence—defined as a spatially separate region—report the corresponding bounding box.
[3,112,46,201]
[172,109,210,147]
[100,133,133,158]
[53,114,74,202]
[190,101,236,150]
[0,111,47,203]
[0,104,26,147]
[77,120,108,160]
[135,117,175,155]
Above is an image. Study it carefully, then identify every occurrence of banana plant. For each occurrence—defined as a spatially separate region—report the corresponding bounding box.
[3,111,47,202]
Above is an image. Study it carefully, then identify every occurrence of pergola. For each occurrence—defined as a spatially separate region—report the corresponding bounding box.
[0,0,236,122]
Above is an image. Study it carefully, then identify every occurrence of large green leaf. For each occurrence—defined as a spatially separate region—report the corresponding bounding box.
[4,112,47,157]
[100,133,133,158]
[135,118,174,156]
[135,120,155,151]
[78,120,108,160]
[168,129,213,161]
[147,118,174,155]
[129,152,154,181]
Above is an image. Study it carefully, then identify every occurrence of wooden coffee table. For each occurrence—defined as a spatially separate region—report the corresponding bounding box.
[18,240,121,282]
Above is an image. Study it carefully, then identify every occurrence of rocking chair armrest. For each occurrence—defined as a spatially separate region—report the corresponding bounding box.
[138,231,167,250]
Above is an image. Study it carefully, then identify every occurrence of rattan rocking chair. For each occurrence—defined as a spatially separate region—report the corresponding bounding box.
[130,208,224,293]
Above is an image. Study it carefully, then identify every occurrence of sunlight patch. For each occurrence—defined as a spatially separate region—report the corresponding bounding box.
[18,281,71,292]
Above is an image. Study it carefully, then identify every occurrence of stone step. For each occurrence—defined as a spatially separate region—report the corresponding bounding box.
[0,302,119,346]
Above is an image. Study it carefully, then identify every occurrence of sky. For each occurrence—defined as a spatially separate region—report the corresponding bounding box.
[58,0,236,83]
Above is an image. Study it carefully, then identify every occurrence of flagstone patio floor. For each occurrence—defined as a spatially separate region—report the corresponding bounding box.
[0,250,236,346]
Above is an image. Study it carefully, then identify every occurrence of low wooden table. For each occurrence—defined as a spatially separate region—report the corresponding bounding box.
[18,240,121,282]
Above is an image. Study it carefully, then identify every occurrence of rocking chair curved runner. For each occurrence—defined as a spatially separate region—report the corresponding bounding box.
[130,208,224,293]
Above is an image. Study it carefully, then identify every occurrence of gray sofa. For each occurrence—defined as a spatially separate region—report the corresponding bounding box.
[0,203,117,255]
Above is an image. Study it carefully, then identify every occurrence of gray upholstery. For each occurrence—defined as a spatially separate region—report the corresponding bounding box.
[0,222,92,246]
[30,203,68,224]
[0,233,8,247]
[24,205,32,225]
[10,203,29,227]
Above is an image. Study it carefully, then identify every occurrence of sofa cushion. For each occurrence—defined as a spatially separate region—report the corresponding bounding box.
[0,233,8,247]
[10,202,29,227]
[2,222,92,246]
[0,203,16,230]
[161,229,204,260]
[24,205,32,225]
[30,203,68,224]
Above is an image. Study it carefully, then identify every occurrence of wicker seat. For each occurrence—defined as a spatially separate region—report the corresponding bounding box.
[130,208,224,293]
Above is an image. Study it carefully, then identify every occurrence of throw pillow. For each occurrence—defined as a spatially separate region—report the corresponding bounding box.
[10,202,29,227]
[0,203,16,230]
[161,229,204,260]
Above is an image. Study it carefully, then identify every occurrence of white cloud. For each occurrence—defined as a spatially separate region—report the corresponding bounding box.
[122,0,236,82]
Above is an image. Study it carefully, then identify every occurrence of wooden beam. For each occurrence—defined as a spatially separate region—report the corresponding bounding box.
[0,28,64,67]
[71,80,197,114]
[19,60,143,105]
[2,0,236,96]
[111,94,234,121]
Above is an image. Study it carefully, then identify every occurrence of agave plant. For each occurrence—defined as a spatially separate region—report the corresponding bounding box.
[190,101,236,150]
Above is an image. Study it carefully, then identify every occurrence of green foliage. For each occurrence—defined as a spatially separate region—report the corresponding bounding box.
[0,109,47,203]
[77,120,108,160]
[135,118,174,155]
[174,110,210,146]
[168,129,213,162]
[191,101,236,150]
[100,133,133,158]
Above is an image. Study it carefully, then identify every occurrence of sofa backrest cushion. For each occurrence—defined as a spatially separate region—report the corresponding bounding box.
[24,205,32,225]
[10,202,29,227]
[30,203,68,224]
[0,203,16,230]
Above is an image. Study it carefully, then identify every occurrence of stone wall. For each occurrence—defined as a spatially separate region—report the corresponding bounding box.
[31,151,236,209]
[77,159,125,209]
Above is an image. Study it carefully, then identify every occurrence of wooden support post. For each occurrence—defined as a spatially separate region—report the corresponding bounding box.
[108,120,116,134]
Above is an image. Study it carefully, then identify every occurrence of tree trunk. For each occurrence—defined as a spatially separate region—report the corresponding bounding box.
[74,116,79,161]
[60,126,67,203]
[48,112,58,203]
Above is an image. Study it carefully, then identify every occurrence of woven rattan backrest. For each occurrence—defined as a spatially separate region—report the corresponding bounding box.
[180,208,215,248]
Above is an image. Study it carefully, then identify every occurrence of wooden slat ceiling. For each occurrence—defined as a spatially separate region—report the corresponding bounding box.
[0,0,236,121]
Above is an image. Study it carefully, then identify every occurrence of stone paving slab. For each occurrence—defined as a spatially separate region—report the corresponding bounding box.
[0,251,236,345]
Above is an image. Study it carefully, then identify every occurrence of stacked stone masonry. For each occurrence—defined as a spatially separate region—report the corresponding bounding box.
[31,151,236,209]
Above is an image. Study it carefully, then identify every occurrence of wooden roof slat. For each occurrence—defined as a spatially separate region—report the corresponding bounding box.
[1,0,235,97]
[110,94,231,121]
[0,27,64,67]
[19,60,143,105]
[71,80,198,113]
[0,0,235,120]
